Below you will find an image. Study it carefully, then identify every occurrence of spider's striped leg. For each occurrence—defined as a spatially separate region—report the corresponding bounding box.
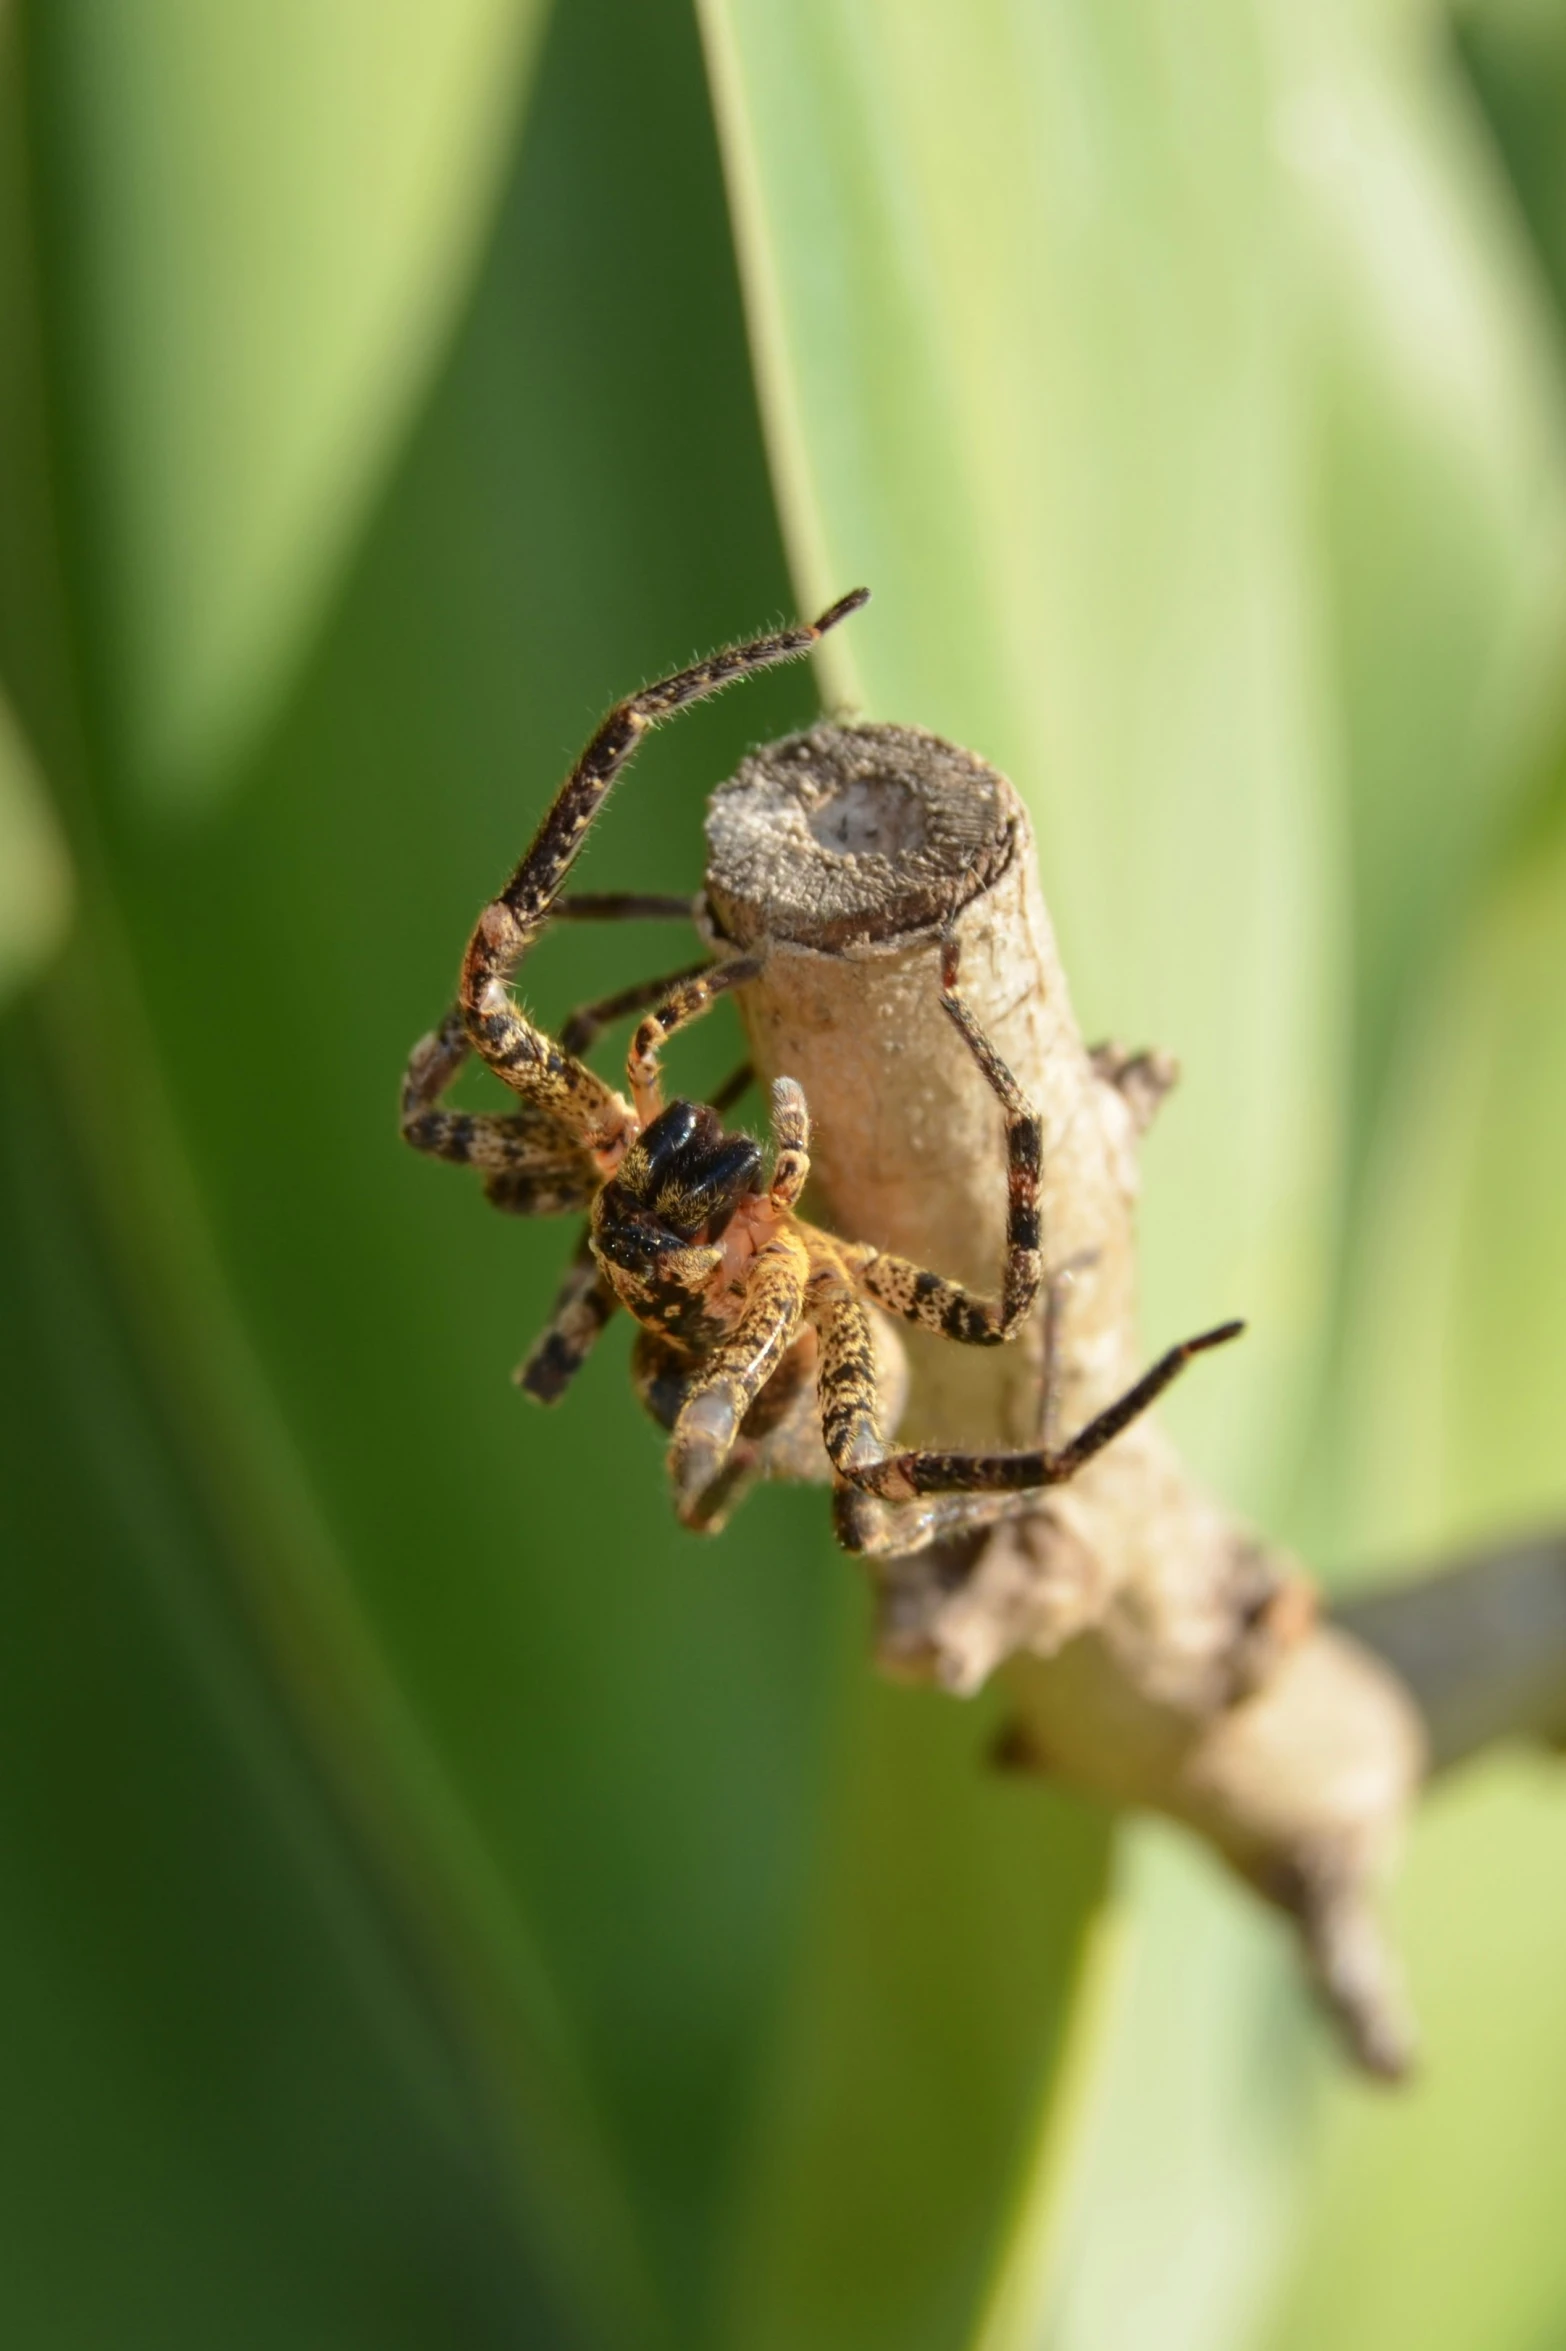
[401,1006,596,1206]
[766,1077,810,1210]
[553,891,700,924]
[633,1324,819,1535]
[407,947,725,1188]
[855,934,1043,1347]
[710,1061,755,1117]
[624,956,762,1124]
[1036,1249,1099,1452]
[515,1235,619,1404]
[560,960,714,1059]
[667,1231,811,1511]
[828,1315,1245,1505]
[832,1484,1045,1559]
[458,590,867,1146]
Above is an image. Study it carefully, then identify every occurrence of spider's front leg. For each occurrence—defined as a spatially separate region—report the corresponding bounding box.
[832,1484,1046,1560]
[853,935,1043,1345]
[456,590,867,1153]
[623,956,764,1127]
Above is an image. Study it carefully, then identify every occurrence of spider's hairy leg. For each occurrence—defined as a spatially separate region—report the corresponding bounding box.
[401,1004,472,1141]
[458,590,868,1146]
[767,1077,810,1210]
[832,1318,1246,1505]
[806,1263,897,1489]
[401,1006,595,1207]
[633,1324,820,1535]
[832,1485,1046,1559]
[560,960,715,1060]
[625,956,763,1125]
[710,1061,754,1117]
[855,933,1043,1347]
[515,1235,619,1404]
[1022,1319,1245,1485]
[553,891,701,924]
[1038,1249,1099,1453]
[667,1230,811,1516]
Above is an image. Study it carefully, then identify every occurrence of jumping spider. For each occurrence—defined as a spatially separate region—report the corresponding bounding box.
[401,591,1241,1552]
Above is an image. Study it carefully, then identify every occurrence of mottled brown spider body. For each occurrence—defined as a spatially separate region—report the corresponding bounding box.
[402,593,1240,1551]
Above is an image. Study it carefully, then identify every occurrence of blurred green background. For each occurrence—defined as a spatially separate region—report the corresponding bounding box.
[3,2,1566,2346]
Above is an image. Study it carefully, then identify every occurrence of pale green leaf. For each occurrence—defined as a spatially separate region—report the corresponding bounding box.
[32,0,551,804]
[699,0,1342,1517]
[1265,1753,1566,2351]
[0,687,70,1002]
[697,6,1566,2349]
[1336,811,1566,1559]
[5,0,844,2338]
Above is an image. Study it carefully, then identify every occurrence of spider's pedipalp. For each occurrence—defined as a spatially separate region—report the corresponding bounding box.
[768,1077,810,1210]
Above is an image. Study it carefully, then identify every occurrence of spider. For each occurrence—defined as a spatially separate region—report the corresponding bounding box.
[401,591,1242,1553]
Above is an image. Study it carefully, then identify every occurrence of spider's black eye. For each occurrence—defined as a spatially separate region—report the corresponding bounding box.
[675,1136,765,1237]
[636,1099,704,1185]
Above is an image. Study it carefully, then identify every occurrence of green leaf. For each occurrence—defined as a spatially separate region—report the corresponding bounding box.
[1263,1754,1566,2351]
[0,1031,583,2350]
[12,0,886,2338]
[697,8,1335,2344]
[1275,0,1566,1187]
[30,0,552,805]
[1260,810,1566,2351]
[699,0,1340,1517]
[1457,0,1566,330]
[1255,21,1566,2329]
[975,1830,1312,2351]
[718,1689,1109,2351]
[696,5,1566,2348]
[0,686,70,1003]
[1336,808,1566,1558]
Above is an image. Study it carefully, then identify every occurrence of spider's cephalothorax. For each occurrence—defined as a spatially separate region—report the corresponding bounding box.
[401,592,1242,1550]
[594,1100,766,1344]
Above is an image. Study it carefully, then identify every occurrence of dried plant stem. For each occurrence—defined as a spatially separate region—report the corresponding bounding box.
[704,721,1426,2078]
[1335,1532,1566,1773]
